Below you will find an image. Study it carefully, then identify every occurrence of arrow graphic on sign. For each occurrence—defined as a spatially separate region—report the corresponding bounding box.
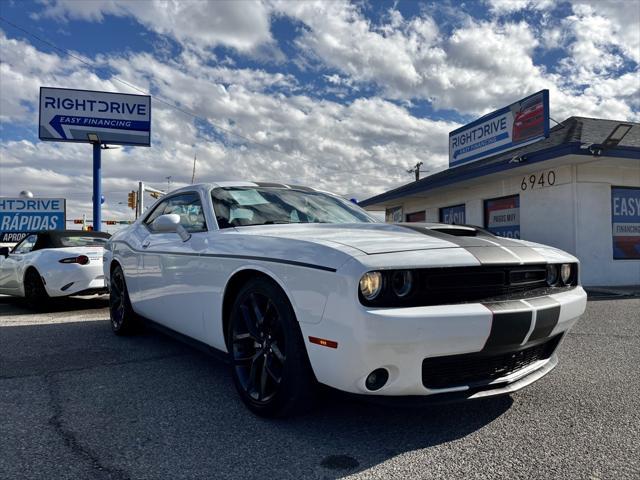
[49,115,151,140]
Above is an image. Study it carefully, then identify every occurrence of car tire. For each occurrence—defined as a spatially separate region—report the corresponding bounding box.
[109,264,140,335]
[24,268,49,309]
[228,277,317,418]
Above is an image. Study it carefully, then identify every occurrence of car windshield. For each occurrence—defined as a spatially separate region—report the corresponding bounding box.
[58,235,109,247]
[211,187,376,228]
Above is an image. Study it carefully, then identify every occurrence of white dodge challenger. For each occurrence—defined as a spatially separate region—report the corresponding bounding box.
[103,182,587,417]
[0,230,110,305]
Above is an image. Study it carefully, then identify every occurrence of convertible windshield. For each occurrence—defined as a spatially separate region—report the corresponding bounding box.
[58,235,109,247]
[211,187,376,228]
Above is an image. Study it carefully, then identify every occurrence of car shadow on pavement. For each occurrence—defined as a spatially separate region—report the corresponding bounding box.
[0,295,108,316]
[1,318,513,480]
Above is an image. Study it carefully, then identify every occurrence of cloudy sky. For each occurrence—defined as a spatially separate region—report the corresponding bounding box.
[0,0,639,222]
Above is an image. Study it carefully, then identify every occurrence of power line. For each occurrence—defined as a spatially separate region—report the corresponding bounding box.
[0,16,412,181]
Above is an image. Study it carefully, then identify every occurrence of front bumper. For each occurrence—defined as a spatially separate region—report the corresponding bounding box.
[301,286,586,397]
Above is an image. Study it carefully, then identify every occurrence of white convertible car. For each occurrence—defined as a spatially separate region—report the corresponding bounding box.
[104,182,587,417]
[0,230,110,305]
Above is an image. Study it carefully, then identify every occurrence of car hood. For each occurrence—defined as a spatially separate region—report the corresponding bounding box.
[229,223,534,256]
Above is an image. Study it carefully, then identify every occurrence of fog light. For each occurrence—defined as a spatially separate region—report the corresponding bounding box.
[546,264,559,286]
[359,271,382,301]
[365,368,389,391]
[560,264,572,284]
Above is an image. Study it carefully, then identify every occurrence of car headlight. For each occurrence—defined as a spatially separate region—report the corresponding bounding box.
[359,271,383,301]
[560,264,571,284]
[391,270,413,297]
[546,264,559,286]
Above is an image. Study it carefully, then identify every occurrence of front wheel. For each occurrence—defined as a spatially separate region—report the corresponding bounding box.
[228,277,316,417]
[109,264,140,335]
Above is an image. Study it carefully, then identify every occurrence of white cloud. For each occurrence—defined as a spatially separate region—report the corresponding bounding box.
[38,0,277,55]
[484,0,556,14]
[0,30,457,220]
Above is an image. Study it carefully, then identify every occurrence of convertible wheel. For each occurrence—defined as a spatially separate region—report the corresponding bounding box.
[109,265,140,335]
[24,269,49,308]
[228,277,316,417]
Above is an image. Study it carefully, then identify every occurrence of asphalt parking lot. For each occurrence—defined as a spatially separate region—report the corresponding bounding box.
[1,295,639,480]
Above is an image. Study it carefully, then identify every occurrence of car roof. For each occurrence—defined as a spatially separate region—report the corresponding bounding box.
[173,181,321,192]
[32,230,110,249]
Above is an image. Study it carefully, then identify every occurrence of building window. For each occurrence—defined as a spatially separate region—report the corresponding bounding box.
[385,206,403,223]
[405,210,426,222]
[484,194,520,238]
[612,186,640,260]
[439,204,466,224]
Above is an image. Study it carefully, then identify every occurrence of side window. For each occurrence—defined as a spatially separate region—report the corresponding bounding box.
[12,234,38,254]
[144,199,171,229]
[145,193,207,233]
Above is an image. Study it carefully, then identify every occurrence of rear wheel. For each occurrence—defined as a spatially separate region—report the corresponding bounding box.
[24,269,49,308]
[228,277,316,417]
[109,264,140,335]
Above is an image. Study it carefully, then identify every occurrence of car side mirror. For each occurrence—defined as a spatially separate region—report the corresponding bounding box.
[151,214,191,242]
[0,247,9,258]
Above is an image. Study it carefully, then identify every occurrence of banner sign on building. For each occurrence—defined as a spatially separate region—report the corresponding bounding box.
[449,90,549,168]
[440,204,466,224]
[39,87,151,146]
[611,187,640,260]
[0,198,66,243]
[485,195,520,238]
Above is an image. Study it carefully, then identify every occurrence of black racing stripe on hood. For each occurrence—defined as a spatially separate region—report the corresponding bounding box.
[526,297,561,341]
[397,224,546,264]
[482,301,532,350]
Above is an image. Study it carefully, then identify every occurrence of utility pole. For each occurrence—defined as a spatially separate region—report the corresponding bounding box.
[407,161,424,181]
[191,153,197,184]
[137,182,144,219]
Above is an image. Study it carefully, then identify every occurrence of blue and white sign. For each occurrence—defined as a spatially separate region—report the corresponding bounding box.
[39,87,151,146]
[449,90,549,167]
[0,198,66,243]
[611,187,640,260]
[440,204,466,224]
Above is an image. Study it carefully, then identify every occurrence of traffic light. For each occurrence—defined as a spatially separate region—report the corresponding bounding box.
[105,220,117,225]
[74,219,83,224]
[127,191,137,209]
[149,191,162,199]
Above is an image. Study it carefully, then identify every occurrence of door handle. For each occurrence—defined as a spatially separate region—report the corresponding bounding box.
[142,240,151,248]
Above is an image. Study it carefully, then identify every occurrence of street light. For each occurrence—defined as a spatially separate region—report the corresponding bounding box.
[87,133,100,143]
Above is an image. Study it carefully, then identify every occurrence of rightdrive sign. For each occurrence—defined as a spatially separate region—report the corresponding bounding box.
[449,90,549,167]
[0,198,66,243]
[39,87,151,146]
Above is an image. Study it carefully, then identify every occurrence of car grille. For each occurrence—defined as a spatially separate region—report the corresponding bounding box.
[367,264,550,308]
[422,334,562,389]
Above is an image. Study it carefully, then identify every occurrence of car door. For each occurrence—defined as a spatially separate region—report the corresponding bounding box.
[0,234,38,294]
[137,192,211,339]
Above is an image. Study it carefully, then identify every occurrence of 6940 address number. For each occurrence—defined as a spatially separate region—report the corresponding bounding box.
[521,170,556,191]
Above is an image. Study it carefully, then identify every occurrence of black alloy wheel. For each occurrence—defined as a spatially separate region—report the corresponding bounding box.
[232,292,286,403]
[228,277,316,417]
[24,269,49,308]
[109,265,139,335]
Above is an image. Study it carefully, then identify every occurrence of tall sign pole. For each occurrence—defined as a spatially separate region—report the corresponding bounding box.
[38,87,151,230]
[92,141,102,231]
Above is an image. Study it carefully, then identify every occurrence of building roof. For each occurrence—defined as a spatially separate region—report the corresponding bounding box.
[359,116,640,208]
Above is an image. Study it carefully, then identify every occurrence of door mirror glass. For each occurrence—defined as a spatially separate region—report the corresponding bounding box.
[0,247,9,258]
[150,214,192,242]
[151,214,181,233]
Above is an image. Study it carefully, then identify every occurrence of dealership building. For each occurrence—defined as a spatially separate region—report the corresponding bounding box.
[360,109,640,287]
